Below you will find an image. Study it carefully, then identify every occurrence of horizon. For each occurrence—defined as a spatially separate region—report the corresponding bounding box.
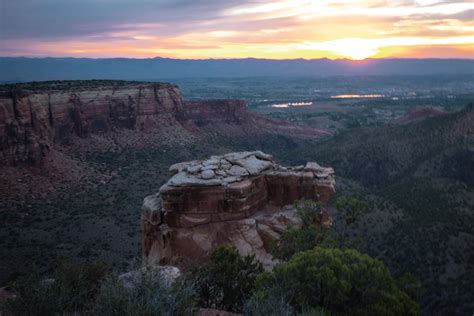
[2,56,474,61]
[1,1,473,60]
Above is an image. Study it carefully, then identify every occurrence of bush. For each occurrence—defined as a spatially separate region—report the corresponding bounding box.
[294,199,323,227]
[271,226,332,261]
[185,246,263,313]
[334,196,368,247]
[256,247,420,316]
[244,288,294,316]
[3,260,109,315]
[94,267,196,316]
[271,200,334,261]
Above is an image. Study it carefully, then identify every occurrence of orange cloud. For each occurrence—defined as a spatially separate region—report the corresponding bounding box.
[1,0,473,59]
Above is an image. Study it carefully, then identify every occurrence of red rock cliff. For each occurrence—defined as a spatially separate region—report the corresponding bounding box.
[141,151,335,269]
[0,82,330,166]
[0,82,182,165]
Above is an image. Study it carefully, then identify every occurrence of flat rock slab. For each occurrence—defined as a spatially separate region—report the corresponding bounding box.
[233,155,273,175]
[167,172,223,187]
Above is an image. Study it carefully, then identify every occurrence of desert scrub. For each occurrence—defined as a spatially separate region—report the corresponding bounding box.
[255,247,420,316]
[184,246,263,313]
[2,260,109,315]
[94,267,196,316]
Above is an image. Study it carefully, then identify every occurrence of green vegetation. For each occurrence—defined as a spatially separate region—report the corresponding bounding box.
[254,248,419,316]
[271,200,334,261]
[335,196,368,247]
[94,269,196,316]
[2,196,421,315]
[185,246,263,313]
[209,103,473,314]
[2,262,196,316]
[2,261,109,315]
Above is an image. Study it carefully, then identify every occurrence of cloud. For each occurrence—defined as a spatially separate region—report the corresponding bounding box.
[0,0,262,39]
[0,0,472,59]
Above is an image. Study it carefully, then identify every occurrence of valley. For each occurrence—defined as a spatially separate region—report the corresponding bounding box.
[0,77,473,315]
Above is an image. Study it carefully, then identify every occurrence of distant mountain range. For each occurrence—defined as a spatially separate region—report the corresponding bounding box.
[1,57,473,82]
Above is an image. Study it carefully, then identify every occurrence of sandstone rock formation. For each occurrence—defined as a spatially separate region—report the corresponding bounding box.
[0,82,330,166]
[0,82,183,165]
[142,151,335,269]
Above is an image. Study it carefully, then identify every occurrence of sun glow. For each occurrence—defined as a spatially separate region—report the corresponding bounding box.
[2,0,473,59]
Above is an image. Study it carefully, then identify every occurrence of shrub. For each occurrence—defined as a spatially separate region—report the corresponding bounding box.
[94,267,196,316]
[271,200,334,261]
[294,199,323,227]
[335,196,368,247]
[185,246,263,313]
[3,260,109,315]
[256,247,420,316]
[271,226,332,261]
[244,288,294,316]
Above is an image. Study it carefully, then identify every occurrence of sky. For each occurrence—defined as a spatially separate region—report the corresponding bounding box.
[0,0,473,60]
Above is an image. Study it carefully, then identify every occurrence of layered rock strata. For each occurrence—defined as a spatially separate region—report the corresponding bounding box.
[0,83,182,165]
[142,151,335,268]
[0,82,330,166]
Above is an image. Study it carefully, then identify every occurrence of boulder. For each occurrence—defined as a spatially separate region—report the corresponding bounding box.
[227,165,249,177]
[200,169,216,179]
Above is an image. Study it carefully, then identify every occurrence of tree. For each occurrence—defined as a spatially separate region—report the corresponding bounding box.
[271,226,332,261]
[271,200,334,261]
[255,247,420,316]
[186,246,263,313]
[294,199,323,227]
[335,196,368,246]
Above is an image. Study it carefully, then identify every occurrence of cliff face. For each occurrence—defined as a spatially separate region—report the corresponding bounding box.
[0,83,183,165]
[141,151,335,269]
[0,83,330,166]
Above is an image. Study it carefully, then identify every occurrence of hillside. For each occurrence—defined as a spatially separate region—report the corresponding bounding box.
[1,57,474,82]
[181,103,473,314]
[229,103,474,314]
[314,104,474,314]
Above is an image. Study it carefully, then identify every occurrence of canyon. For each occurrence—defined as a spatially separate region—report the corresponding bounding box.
[0,81,329,166]
[141,151,335,269]
[0,80,331,285]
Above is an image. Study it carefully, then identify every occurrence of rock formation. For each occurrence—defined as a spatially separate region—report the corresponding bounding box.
[0,82,329,166]
[141,151,335,269]
[0,82,183,165]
